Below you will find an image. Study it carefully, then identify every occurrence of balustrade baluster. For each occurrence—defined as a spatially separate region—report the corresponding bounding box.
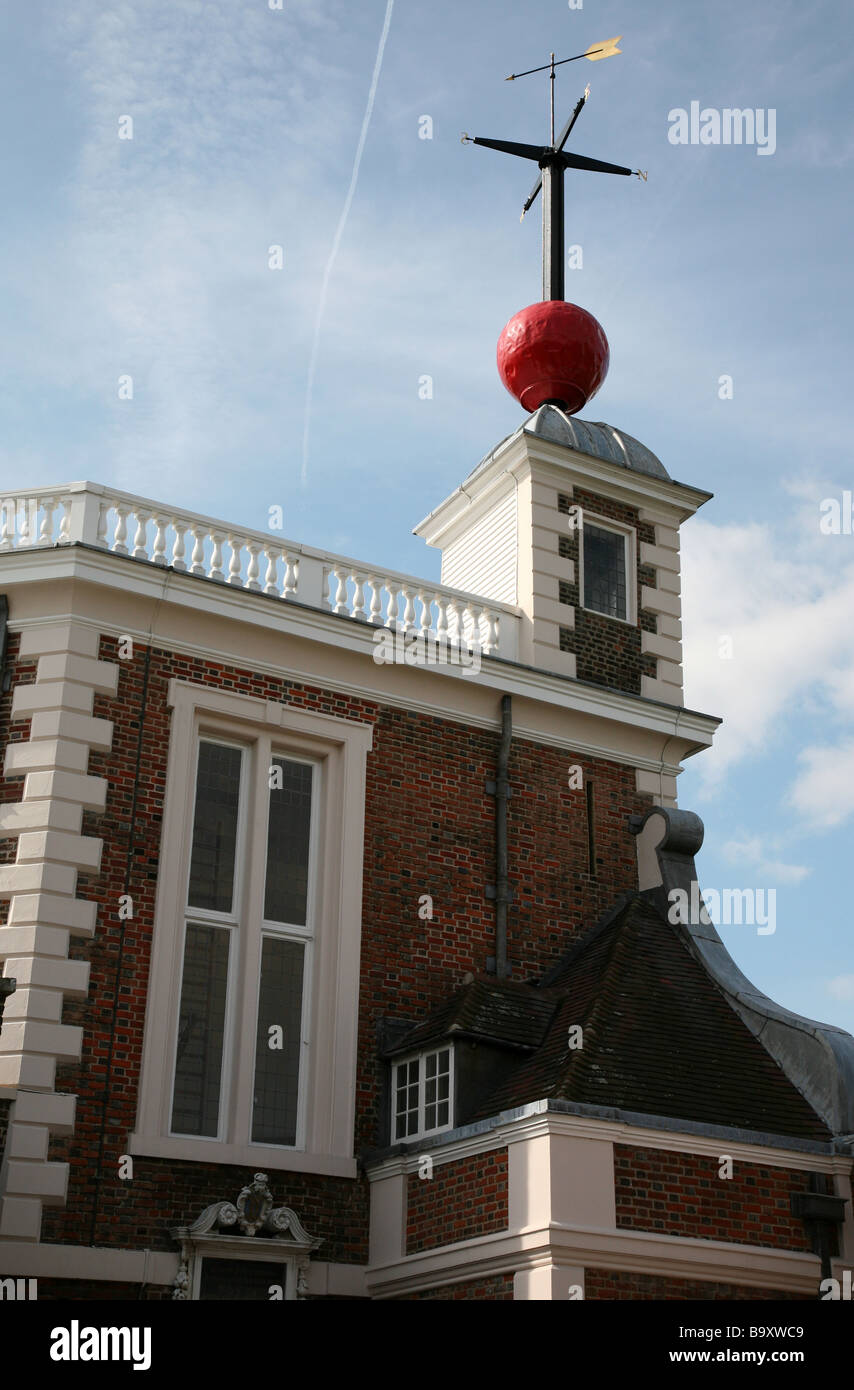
[190,528,206,575]
[418,589,434,637]
[210,533,225,582]
[172,523,187,571]
[263,547,279,595]
[96,502,109,548]
[152,515,168,565]
[227,535,244,586]
[484,608,499,655]
[39,497,57,546]
[0,499,14,551]
[113,507,129,555]
[352,574,367,621]
[368,577,383,625]
[283,551,299,599]
[246,545,261,592]
[132,511,149,560]
[333,567,349,616]
[58,497,72,545]
[402,586,416,633]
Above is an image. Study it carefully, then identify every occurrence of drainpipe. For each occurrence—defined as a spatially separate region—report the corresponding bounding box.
[486,694,512,977]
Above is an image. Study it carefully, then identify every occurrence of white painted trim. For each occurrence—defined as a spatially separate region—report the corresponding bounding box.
[0,1240,178,1285]
[414,428,711,550]
[0,1238,365,1295]
[366,1105,844,1180]
[126,1132,357,1176]
[4,553,718,752]
[366,1224,831,1299]
[131,680,372,1168]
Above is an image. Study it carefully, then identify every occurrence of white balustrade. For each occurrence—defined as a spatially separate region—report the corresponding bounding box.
[0,482,519,660]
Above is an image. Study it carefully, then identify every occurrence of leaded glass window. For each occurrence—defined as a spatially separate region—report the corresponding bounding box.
[583,522,628,620]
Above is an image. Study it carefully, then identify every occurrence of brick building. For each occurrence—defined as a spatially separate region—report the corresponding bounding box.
[0,404,852,1299]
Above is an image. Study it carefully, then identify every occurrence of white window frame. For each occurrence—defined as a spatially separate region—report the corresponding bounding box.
[578,514,637,626]
[131,680,372,1178]
[391,1045,455,1143]
[190,1240,301,1301]
[167,739,320,1152]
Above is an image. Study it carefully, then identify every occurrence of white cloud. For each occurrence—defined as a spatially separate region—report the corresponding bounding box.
[827,975,854,1002]
[721,835,810,885]
[681,516,854,805]
[788,739,854,829]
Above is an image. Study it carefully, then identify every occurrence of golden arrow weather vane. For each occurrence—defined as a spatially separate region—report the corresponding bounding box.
[504,35,623,81]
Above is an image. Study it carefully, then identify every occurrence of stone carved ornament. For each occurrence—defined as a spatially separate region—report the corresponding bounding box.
[171,1172,322,1300]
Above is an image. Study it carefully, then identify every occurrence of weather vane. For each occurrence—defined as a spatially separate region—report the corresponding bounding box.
[461,37,647,417]
[462,36,646,302]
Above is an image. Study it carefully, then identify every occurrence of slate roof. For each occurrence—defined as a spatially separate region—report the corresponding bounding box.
[390,894,831,1142]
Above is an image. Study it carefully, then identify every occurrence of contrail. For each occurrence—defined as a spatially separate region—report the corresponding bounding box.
[301,0,395,485]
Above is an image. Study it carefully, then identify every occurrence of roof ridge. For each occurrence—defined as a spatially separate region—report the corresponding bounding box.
[556,902,642,1095]
[538,891,637,988]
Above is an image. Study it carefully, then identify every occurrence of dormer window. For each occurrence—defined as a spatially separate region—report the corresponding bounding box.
[392,1047,454,1142]
[581,519,634,623]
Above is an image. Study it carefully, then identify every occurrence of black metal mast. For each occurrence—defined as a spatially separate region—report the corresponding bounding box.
[462,42,644,302]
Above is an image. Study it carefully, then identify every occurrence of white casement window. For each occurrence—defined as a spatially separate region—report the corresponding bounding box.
[170,739,318,1149]
[392,1047,454,1142]
[579,517,636,625]
[132,680,372,1177]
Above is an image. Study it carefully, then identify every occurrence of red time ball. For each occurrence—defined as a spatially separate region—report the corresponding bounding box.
[496,300,610,415]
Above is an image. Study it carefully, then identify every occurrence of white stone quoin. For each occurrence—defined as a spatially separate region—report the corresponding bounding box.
[0,620,116,1242]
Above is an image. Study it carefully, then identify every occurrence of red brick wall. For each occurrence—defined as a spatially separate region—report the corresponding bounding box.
[0,633,648,1258]
[398,1273,515,1300]
[614,1145,822,1252]
[406,1149,508,1254]
[557,488,659,695]
[585,1269,808,1300]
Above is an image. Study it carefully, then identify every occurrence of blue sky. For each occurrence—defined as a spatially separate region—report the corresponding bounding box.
[1,0,853,1035]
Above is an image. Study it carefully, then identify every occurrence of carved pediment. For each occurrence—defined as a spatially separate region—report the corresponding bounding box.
[170,1173,322,1300]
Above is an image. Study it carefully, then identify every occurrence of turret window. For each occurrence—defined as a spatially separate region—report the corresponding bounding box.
[580,518,635,623]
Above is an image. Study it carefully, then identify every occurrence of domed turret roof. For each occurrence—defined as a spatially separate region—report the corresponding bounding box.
[466,403,670,483]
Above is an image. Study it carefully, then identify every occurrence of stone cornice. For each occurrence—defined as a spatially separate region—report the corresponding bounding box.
[366,1224,827,1298]
[2,546,719,771]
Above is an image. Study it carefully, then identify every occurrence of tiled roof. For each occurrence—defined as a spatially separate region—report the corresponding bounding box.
[393,895,831,1141]
[381,976,556,1058]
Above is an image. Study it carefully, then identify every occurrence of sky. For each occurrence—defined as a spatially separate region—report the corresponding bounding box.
[1,0,853,1036]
